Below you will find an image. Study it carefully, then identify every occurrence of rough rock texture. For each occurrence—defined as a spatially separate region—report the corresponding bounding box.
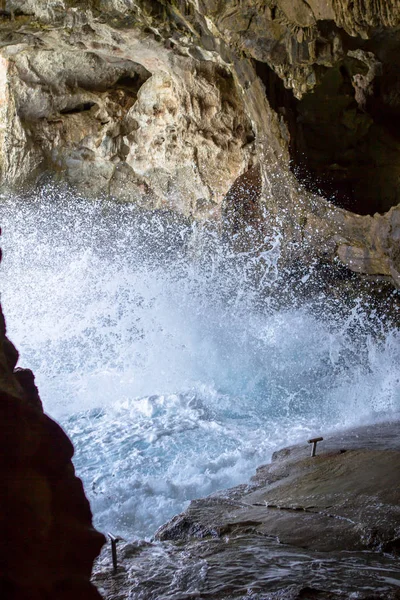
[156,420,400,553]
[0,9,255,219]
[0,239,105,597]
[92,420,400,600]
[0,2,400,282]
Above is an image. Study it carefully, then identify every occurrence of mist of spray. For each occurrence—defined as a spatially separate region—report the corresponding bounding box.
[1,189,400,538]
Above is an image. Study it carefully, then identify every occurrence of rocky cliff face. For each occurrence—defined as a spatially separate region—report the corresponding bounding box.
[0,1,400,283]
[0,242,104,597]
[0,4,256,219]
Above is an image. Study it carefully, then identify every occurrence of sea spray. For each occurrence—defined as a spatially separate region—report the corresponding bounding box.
[1,188,400,538]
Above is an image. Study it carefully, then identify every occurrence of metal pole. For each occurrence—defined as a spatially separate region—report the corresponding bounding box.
[108,532,120,573]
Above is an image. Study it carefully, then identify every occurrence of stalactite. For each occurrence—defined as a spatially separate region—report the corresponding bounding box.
[333,0,400,34]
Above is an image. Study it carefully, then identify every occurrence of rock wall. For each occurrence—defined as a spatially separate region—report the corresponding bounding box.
[0,240,104,597]
[0,7,255,219]
[0,1,399,282]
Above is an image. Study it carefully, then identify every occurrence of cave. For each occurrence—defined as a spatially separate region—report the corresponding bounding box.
[255,52,400,216]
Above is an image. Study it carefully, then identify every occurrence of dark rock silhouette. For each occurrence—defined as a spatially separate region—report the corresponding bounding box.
[0,231,105,598]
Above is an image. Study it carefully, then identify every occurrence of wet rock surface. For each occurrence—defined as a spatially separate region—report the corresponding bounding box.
[159,423,400,553]
[93,419,400,599]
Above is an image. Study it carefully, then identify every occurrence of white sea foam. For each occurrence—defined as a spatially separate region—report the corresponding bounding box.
[1,189,400,538]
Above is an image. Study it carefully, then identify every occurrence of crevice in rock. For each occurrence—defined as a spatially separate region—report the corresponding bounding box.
[254,60,299,159]
[115,73,145,91]
[60,102,96,115]
[75,57,152,96]
[255,43,400,216]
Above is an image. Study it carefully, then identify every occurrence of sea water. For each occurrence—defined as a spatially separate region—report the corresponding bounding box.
[1,188,400,540]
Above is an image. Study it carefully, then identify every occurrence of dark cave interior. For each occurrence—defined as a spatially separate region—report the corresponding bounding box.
[255,37,400,216]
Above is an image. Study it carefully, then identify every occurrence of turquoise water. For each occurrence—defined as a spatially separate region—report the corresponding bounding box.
[2,190,400,539]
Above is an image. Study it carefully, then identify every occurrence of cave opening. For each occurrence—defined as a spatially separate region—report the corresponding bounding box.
[255,54,400,216]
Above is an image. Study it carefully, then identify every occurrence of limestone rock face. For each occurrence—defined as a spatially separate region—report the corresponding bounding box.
[0,11,255,219]
[0,1,400,282]
[0,300,105,595]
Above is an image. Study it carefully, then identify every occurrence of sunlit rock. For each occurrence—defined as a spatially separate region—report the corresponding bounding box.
[0,1,399,280]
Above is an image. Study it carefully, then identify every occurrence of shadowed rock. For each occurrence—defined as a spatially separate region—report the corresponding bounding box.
[0,303,105,597]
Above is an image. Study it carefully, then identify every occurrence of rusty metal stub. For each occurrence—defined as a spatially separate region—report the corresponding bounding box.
[308,437,323,444]
[308,436,324,457]
[108,532,122,573]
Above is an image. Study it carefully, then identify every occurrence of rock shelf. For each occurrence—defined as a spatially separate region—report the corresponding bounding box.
[93,418,400,599]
